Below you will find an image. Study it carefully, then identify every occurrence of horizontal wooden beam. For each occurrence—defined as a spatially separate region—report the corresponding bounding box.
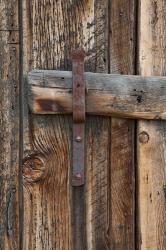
[28,70,166,120]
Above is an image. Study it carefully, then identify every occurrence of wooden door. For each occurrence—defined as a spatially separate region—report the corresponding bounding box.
[0,0,166,249]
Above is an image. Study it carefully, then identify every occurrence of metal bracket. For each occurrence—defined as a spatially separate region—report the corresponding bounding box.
[72,49,85,186]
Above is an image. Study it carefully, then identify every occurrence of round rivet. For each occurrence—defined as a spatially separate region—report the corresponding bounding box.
[75,173,82,179]
[139,131,149,144]
[75,136,82,142]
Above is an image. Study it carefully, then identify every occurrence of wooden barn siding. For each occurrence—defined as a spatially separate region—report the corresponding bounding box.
[0,0,166,249]
[23,1,110,249]
[0,0,21,249]
[22,0,136,249]
[137,0,166,249]
[109,0,136,248]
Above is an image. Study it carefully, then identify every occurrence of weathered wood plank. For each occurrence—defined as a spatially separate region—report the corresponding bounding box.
[78,1,110,249]
[110,118,135,249]
[137,121,166,249]
[137,0,166,249]
[23,115,72,249]
[0,0,20,249]
[23,0,109,249]
[28,69,166,87]
[28,70,166,120]
[109,0,136,249]
[23,0,107,73]
[86,116,110,249]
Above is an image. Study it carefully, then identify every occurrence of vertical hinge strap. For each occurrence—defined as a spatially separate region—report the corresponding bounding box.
[72,49,85,186]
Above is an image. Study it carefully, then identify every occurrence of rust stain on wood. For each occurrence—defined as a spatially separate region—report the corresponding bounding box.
[37,99,67,113]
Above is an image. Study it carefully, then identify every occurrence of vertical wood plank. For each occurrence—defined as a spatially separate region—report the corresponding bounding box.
[0,0,20,249]
[109,0,136,249]
[84,1,111,250]
[137,1,166,249]
[86,116,111,249]
[23,115,72,249]
[23,0,109,249]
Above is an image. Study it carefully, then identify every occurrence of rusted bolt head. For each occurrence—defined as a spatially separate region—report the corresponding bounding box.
[139,131,149,144]
[75,173,82,179]
[75,136,82,142]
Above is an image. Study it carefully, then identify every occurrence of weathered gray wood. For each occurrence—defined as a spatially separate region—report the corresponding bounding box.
[23,0,109,249]
[0,0,20,249]
[137,0,166,249]
[29,70,166,120]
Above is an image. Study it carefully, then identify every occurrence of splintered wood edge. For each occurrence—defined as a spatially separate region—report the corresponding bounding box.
[28,70,166,120]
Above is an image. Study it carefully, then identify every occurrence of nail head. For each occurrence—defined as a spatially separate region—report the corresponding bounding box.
[139,131,149,144]
[75,173,82,179]
[75,136,82,142]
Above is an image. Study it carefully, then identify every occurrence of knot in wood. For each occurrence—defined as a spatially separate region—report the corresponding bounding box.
[23,153,46,183]
[139,131,149,144]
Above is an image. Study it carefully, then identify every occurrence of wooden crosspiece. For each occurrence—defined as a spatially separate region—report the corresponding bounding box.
[29,70,166,120]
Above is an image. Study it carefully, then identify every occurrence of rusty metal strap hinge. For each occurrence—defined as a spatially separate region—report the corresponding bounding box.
[72,49,85,186]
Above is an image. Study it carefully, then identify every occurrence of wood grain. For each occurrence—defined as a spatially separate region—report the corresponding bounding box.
[109,0,136,249]
[82,1,110,249]
[23,0,109,249]
[110,118,135,249]
[0,0,20,249]
[23,115,72,249]
[23,0,107,73]
[28,70,166,120]
[86,116,111,249]
[137,0,166,249]
[137,121,166,249]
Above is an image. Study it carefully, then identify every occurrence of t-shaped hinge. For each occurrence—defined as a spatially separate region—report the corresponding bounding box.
[72,49,85,186]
